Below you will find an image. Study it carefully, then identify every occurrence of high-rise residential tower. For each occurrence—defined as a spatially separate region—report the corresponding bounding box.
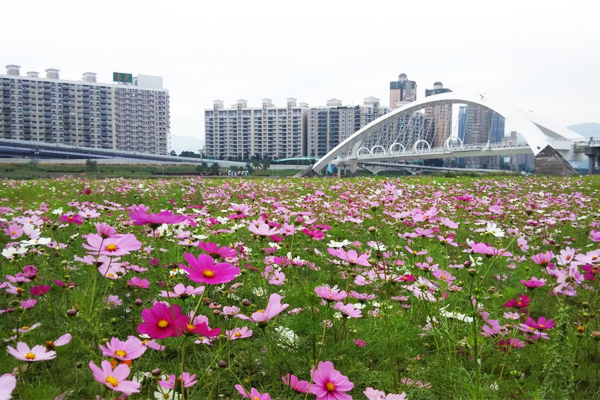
[424,82,453,148]
[0,65,170,155]
[389,73,417,109]
[307,97,389,158]
[204,98,308,160]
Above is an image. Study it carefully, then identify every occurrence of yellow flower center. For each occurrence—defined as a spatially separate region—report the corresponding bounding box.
[69,216,74,220]
[142,339,149,345]
[325,382,335,392]
[17,288,24,294]
[46,341,55,348]
[114,350,127,358]
[21,326,29,331]
[539,324,545,329]
[11,231,16,235]
[105,243,118,252]
[105,376,119,387]
[257,309,264,313]
[187,324,196,331]
[202,270,215,278]
[25,352,36,360]
[108,273,114,278]
[158,319,169,328]
[235,332,242,337]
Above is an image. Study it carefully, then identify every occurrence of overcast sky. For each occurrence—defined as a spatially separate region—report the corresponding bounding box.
[4,0,599,143]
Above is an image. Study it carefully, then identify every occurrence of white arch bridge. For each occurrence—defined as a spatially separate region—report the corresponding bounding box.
[311,93,597,175]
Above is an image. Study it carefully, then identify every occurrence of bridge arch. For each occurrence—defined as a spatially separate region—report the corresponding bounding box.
[312,93,583,172]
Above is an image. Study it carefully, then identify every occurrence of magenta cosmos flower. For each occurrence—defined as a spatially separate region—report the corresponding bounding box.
[138,303,186,339]
[525,316,556,331]
[8,342,56,362]
[60,214,83,225]
[237,293,289,325]
[235,384,271,400]
[310,361,354,400]
[315,285,347,301]
[99,336,147,361]
[83,233,142,256]
[129,204,187,228]
[198,241,237,258]
[180,253,239,285]
[176,314,221,337]
[0,373,17,400]
[520,277,546,289]
[127,276,150,289]
[504,294,531,309]
[89,360,141,396]
[282,374,310,394]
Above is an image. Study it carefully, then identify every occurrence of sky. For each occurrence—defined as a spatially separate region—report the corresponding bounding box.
[3,0,600,145]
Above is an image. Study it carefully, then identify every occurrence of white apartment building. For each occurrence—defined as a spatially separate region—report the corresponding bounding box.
[205,98,308,159]
[0,65,170,155]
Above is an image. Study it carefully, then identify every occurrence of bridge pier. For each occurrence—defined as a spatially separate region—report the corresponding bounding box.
[585,147,600,174]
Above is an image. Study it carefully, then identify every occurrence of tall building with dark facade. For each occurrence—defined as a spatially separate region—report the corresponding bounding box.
[389,73,417,109]
[424,82,452,148]
[0,65,170,155]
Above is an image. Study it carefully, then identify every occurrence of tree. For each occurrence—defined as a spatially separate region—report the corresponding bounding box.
[245,164,254,175]
[209,163,220,175]
[261,159,271,170]
[170,150,177,157]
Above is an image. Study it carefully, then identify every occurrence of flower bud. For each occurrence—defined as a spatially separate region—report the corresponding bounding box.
[242,299,251,307]
[217,360,228,369]
[468,268,477,276]
[151,368,162,376]
[75,362,82,369]
[66,309,78,317]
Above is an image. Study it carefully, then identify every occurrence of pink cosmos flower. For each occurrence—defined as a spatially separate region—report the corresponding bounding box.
[180,253,239,284]
[95,223,118,239]
[127,276,150,289]
[349,291,375,301]
[129,205,187,228]
[8,342,56,362]
[590,230,600,242]
[60,214,83,225]
[237,293,289,325]
[159,283,205,299]
[226,326,253,340]
[30,285,50,296]
[268,270,286,285]
[138,303,186,339]
[413,206,439,222]
[315,285,347,301]
[354,339,366,347]
[334,302,362,319]
[432,269,455,283]
[89,360,141,396]
[557,247,576,266]
[4,224,23,239]
[79,207,100,219]
[104,295,123,308]
[364,387,407,400]
[327,248,371,266]
[99,336,147,361]
[235,384,271,400]
[0,373,17,400]
[45,333,72,350]
[20,298,37,309]
[21,265,38,279]
[249,223,281,236]
[82,233,142,256]
[524,316,556,331]
[531,251,554,266]
[498,338,525,350]
[198,241,237,258]
[504,294,531,309]
[281,223,296,236]
[282,374,310,394]
[176,314,221,337]
[404,246,428,256]
[159,372,198,389]
[520,277,546,289]
[310,361,354,400]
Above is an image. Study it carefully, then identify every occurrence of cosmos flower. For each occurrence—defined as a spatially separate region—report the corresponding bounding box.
[520,277,546,289]
[504,294,531,309]
[158,283,205,299]
[137,303,186,339]
[197,241,237,258]
[82,233,142,256]
[179,253,239,285]
[310,361,354,400]
[333,302,362,319]
[129,205,187,228]
[237,293,289,325]
[159,372,198,389]
[364,387,407,400]
[89,360,141,396]
[315,285,347,301]
[0,373,17,400]
[8,342,56,362]
[281,374,310,394]
[99,336,147,361]
[226,326,253,340]
[234,385,271,400]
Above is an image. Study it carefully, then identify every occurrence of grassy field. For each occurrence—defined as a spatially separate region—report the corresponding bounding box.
[0,175,599,399]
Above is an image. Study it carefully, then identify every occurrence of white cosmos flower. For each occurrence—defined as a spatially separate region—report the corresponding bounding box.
[216,216,229,225]
[52,208,63,215]
[327,240,352,248]
[20,237,52,247]
[269,242,281,249]
[252,287,265,297]
[485,223,505,238]
[2,246,28,259]
[439,306,473,323]
[192,234,209,240]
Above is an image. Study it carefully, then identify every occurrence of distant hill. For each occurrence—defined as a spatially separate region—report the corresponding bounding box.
[170,135,204,155]
[568,123,600,138]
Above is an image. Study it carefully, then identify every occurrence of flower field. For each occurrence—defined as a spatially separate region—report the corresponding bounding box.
[1,175,600,400]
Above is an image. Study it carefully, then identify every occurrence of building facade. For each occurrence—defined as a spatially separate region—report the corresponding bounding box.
[389,73,417,109]
[460,103,505,168]
[307,97,389,158]
[204,98,308,160]
[424,82,453,148]
[0,65,169,155]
